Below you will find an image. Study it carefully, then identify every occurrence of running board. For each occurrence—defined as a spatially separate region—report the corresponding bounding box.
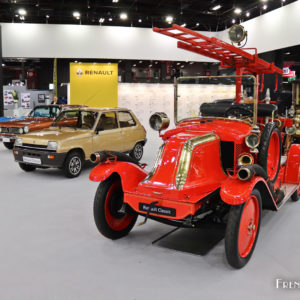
[276,183,298,209]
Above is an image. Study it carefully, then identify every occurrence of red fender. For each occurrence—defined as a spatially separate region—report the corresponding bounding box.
[220,176,277,209]
[89,162,148,192]
[285,144,300,184]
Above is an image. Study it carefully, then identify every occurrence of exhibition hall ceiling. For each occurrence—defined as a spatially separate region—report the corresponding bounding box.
[0,0,297,31]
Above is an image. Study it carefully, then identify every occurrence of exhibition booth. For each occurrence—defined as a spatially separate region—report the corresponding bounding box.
[1,1,300,299]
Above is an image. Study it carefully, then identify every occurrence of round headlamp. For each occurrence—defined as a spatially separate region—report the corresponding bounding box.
[285,125,297,135]
[18,128,24,134]
[15,138,23,147]
[47,141,58,151]
[245,133,260,149]
[24,126,29,134]
[149,112,170,131]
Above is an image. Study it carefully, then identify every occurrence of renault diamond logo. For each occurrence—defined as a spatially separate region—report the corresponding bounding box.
[76,68,83,77]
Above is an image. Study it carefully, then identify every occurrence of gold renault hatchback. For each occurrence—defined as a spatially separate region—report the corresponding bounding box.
[13,107,147,178]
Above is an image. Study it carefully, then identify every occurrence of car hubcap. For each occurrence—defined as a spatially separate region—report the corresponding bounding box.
[134,144,143,159]
[69,156,81,175]
[104,181,134,231]
[267,131,280,181]
[238,195,259,258]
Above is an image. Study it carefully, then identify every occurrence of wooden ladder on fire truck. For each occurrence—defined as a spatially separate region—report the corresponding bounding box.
[153,24,283,103]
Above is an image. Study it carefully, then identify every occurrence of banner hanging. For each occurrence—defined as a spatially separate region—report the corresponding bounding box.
[70,63,118,107]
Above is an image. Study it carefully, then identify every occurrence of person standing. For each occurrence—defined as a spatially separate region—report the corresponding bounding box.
[51,96,58,104]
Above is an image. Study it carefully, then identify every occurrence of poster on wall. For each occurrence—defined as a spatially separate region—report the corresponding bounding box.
[3,90,14,105]
[70,63,118,107]
[38,94,45,103]
[21,93,31,108]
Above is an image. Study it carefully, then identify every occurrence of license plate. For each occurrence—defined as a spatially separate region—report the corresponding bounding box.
[139,203,176,217]
[23,156,41,165]
[3,137,10,143]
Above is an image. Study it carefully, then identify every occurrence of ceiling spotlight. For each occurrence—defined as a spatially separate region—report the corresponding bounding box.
[282,0,286,2]
[285,52,291,55]
[73,11,80,18]
[139,60,142,63]
[2,63,5,67]
[109,17,112,21]
[232,19,236,24]
[138,19,142,23]
[46,15,50,19]
[212,5,221,11]
[181,23,186,27]
[196,22,199,26]
[20,16,25,20]
[234,8,242,14]
[18,8,27,16]
[261,0,268,2]
[99,18,105,23]
[149,64,152,67]
[263,4,267,10]
[165,15,173,23]
[112,0,119,2]
[133,64,136,67]
[155,61,158,64]
[246,12,250,17]
[177,62,181,65]
[120,13,128,20]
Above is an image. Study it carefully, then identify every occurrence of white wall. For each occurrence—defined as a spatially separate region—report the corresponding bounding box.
[1,1,300,61]
[217,0,300,53]
[0,23,215,62]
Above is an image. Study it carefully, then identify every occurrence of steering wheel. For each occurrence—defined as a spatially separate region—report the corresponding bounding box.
[225,105,253,117]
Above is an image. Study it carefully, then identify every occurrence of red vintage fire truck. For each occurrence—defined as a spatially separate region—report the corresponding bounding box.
[89,25,300,269]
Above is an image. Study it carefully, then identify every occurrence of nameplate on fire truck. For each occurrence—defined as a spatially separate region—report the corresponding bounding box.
[139,203,176,217]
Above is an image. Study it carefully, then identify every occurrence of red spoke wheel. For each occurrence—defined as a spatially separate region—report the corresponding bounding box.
[225,189,262,269]
[93,175,137,240]
[258,122,281,184]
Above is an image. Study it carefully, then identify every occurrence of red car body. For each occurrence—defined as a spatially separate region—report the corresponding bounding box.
[89,25,300,269]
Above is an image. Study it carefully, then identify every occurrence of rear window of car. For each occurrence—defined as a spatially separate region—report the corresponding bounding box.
[97,112,119,130]
[118,111,136,128]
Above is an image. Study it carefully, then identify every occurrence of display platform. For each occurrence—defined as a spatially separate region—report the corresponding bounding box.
[152,223,226,256]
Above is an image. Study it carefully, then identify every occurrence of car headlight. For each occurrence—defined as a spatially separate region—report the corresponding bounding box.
[24,126,29,133]
[18,128,24,134]
[245,133,260,149]
[47,141,58,151]
[15,138,23,147]
[285,125,297,135]
[149,112,170,131]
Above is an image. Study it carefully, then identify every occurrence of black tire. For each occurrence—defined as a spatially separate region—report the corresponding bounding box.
[258,122,281,184]
[3,142,14,150]
[63,151,83,178]
[93,175,137,240]
[225,189,262,269]
[130,143,143,161]
[291,190,299,202]
[19,162,36,172]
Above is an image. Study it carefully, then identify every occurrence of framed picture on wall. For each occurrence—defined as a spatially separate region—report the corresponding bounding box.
[38,94,45,103]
